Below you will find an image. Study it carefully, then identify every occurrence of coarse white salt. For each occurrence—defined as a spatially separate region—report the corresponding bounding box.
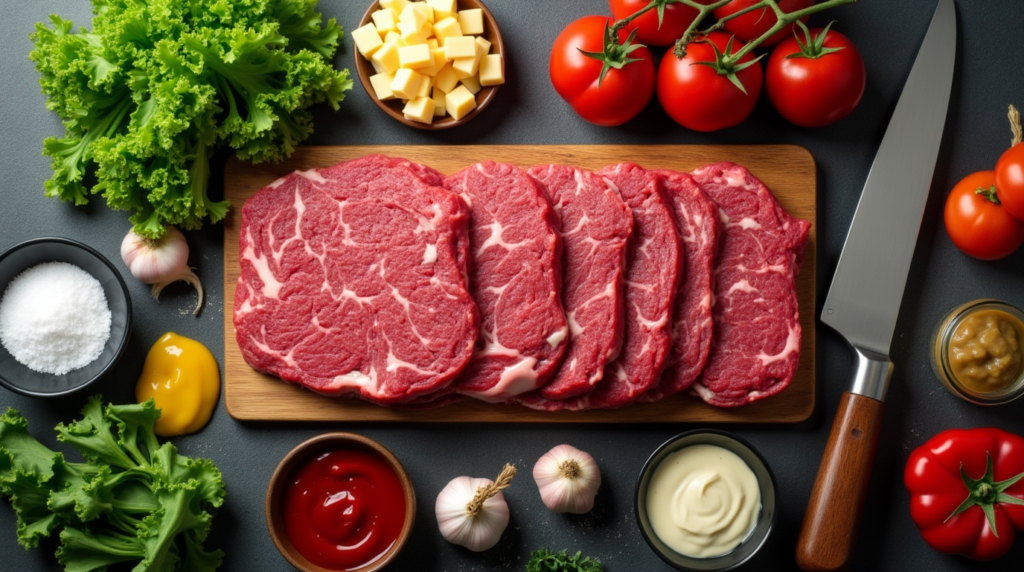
[0,262,112,376]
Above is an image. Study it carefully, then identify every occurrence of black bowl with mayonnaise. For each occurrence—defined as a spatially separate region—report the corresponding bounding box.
[635,430,777,571]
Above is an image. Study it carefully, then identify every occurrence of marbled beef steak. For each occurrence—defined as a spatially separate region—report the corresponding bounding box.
[234,155,478,404]
[445,161,568,401]
[690,162,811,407]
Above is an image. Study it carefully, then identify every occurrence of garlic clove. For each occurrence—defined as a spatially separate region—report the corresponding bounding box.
[533,444,601,514]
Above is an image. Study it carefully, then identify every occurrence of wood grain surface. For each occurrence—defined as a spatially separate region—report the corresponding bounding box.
[223,145,816,422]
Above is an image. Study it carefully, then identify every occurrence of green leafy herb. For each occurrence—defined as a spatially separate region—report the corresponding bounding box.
[0,396,226,571]
[29,0,352,239]
[526,548,604,572]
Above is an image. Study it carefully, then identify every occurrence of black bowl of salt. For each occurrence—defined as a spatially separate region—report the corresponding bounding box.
[0,237,131,398]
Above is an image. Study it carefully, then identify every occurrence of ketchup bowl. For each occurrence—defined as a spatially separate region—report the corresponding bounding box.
[265,433,416,572]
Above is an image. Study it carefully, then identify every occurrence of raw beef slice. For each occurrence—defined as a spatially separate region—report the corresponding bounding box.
[234,155,478,404]
[445,161,568,401]
[690,162,811,407]
[641,170,719,402]
[525,164,682,410]
[528,165,633,400]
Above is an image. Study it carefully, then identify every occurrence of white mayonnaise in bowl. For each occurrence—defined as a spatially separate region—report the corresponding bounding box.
[635,430,777,571]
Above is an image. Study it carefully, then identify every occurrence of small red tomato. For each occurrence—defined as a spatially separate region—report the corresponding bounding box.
[657,32,763,132]
[766,25,866,127]
[944,171,1024,260]
[995,143,1024,221]
[713,0,814,46]
[610,0,713,46]
[550,15,656,126]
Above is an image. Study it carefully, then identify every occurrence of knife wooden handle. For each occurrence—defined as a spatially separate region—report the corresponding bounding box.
[796,392,885,571]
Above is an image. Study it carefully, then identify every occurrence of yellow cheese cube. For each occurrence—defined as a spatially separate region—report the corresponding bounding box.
[384,30,401,44]
[475,36,492,55]
[479,54,504,86]
[399,44,431,69]
[432,86,447,117]
[352,23,384,57]
[452,54,480,79]
[432,17,463,46]
[458,9,484,35]
[444,36,477,60]
[371,58,385,74]
[413,3,435,24]
[416,75,433,99]
[390,68,424,100]
[398,19,429,44]
[372,9,397,35]
[460,74,481,95]
[446,85,477,120]
[418,48,449,77]
[403,96,436,124]
[427,0,457,21]
[427,38,439,50]
[371,40,401,74]
[399,4,429,30]
[369,72,397,100]
[380,0,409,17]
[433,63,460,93]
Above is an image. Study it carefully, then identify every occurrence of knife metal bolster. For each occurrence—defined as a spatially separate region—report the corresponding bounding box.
[848,347,893,402]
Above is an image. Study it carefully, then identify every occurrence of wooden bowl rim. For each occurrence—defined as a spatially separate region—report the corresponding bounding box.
[264,432,417,572]
[354,0,504,130]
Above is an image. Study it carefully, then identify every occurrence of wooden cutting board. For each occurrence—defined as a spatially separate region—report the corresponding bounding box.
[223,145,816,423]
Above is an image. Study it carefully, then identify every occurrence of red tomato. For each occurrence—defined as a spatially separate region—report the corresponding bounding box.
[657,32,763,132]
[550,15,656,126]
[944,171,1024,260]
[995,143,1024,221]
[713,0,814,46]
[610,0,712,46]
[765,27,866,127]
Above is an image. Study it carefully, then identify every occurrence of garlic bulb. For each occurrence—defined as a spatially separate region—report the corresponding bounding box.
[533,444,601,514]
[436,463,516,552]
[121,226,204,315]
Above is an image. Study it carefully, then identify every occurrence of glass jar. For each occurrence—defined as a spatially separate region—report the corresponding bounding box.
[932,299,1024,405]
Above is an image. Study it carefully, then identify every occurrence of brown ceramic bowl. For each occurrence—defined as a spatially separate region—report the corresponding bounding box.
[355,0,505,130]
[265,433,416,572]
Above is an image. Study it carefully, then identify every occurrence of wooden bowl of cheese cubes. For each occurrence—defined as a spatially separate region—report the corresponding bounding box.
[353,0,506,129]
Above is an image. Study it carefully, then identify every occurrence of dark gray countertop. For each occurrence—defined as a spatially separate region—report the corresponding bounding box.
[2,1,1023,570]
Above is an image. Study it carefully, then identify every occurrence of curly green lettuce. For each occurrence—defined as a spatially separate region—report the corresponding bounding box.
[0,397,226,572]
[29,0,352,239]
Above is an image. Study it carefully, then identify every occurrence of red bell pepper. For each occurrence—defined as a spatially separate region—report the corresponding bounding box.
[905,427,1024,560]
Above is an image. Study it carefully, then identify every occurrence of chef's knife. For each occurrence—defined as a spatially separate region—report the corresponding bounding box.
[795,1,956,570]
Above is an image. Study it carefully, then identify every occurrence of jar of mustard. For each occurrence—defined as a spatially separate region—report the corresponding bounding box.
[932,299,1024,405]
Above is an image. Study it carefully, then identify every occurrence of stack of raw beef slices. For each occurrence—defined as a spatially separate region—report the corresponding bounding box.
[235,154,811,409]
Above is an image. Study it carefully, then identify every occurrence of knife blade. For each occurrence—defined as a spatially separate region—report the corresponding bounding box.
[796,1,957,570]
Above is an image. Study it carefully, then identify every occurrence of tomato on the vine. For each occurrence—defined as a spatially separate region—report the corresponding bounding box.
[766,24,866,127]
[657,32,763,132]
[944,171,1024,260]
[550,16,656,127]
[610,0,712,47]
[995,143,1024,221]
[713,0,814,46]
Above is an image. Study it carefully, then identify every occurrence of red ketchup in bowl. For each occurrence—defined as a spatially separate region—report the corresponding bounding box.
[283,448,407,570]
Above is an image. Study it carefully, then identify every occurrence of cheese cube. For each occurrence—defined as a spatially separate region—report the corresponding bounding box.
[371,40,401,74]
[432,86,447,117]
[460,74,481,95]
[372,10,397,35]
[427,38,439,50]
[403,96,436,124]
[380,0,409,17]
[399,44,431,69]
[479,54,504,86]
[475,36,492,55]
[399,4,429,30]
[398,19,429,44]
[391,68,424,100]
[369,72,397,100]
[458,9,484,35]
[427,0,457,21]
[384,30,401,44]
[413,3,435,24]
[419,48,449,77]
[371,58,386,74]
[352,23,384,57]
[416,75,433,99]
[452,54,480,79]
[433,63,460,93]
[446,85,477,120]
[432,17,463,46]
[444,36,477,60]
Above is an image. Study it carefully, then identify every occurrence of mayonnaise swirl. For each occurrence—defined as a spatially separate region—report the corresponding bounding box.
[646,444,760,558]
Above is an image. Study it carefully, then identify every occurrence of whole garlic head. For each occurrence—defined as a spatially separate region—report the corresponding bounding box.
[533,444,601,514]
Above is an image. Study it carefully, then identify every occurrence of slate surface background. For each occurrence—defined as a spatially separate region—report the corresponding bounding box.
[2,1,1023,570]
